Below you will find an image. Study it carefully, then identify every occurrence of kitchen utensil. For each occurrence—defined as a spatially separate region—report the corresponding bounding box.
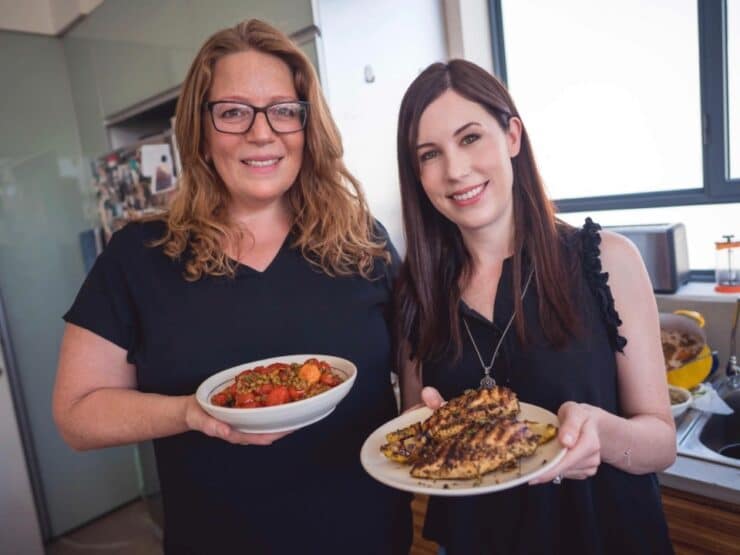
[669,385,692,419]
[715,235,740,293]
[726,299,740,388]
[661,311,713,389]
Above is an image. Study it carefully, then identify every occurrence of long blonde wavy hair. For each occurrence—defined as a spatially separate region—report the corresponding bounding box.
[154,19,388,280]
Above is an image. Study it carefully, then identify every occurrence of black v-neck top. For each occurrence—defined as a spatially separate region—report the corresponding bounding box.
[421,219,673,555]
[64,220,411,555]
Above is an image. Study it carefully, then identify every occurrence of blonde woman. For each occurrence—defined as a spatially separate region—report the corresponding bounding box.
[53,19,411,554]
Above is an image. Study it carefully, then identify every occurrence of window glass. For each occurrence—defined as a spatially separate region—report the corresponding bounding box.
[729,0,740,179]
[501,0,702,200]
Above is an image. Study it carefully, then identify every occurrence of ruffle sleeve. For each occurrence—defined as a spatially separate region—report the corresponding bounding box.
[580,218,628,353]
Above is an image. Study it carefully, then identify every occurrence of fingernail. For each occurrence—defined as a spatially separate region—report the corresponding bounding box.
[563,433,574,446]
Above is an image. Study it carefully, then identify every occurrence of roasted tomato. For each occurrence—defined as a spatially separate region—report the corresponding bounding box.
[211,392,232,407]
[235,392,258,408]
[267,362,290,372]
[265,386,290,406]
[259,383,274,395]
[210,358,343,408]
[319,371,340,387]
[298,362,321,384]
[288,386,306,401]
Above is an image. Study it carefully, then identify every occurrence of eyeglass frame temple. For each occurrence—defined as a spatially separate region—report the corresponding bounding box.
[203,100,309,135]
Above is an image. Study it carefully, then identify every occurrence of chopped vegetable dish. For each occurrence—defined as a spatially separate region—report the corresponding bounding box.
[211,358,344,408]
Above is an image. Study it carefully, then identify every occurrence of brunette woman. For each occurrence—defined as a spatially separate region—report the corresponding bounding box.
[394,59,675,554]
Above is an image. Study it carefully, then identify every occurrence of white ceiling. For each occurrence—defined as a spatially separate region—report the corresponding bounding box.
[0,0,103,36]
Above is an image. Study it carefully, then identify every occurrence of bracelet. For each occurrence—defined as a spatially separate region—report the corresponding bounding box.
[624,420,634,467]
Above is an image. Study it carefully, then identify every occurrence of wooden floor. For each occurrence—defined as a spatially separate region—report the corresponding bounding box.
[46,496,439,555]
[410,495,439,555]
[49,489,739,555]
[411,489,740,555]
[45,499,162,555]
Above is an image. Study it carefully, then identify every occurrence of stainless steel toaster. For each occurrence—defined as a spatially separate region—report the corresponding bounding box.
[604,223,690,294]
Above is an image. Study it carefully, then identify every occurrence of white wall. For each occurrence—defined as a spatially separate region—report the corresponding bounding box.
[0,0,102,35]
[316,0,448,252]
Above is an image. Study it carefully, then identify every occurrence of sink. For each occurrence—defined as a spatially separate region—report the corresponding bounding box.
[699,389,740,459]
[674,383,740,469]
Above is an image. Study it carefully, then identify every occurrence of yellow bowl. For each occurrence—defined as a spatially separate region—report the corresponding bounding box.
[666,345,712,389]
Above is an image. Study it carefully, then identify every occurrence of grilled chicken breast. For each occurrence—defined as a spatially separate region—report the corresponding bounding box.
[385,387,519,443]
[380,386,557,479]
[422,387,520,438]
[410,418,539,479]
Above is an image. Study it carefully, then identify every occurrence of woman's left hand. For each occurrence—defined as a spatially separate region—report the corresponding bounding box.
[529,401,602,485]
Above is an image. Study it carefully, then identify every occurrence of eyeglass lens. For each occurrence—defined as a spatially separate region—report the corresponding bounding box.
[211,102,307,134]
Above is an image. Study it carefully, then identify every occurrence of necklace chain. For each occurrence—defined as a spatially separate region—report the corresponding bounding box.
[463,268,535,388]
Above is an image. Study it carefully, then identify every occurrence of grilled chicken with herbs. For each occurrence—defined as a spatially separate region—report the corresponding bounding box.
[410,418,539,479]
[380,386,557,479]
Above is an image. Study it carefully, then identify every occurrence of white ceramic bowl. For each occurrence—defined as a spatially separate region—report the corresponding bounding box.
[669,385,692,419]
[196,354,357,433]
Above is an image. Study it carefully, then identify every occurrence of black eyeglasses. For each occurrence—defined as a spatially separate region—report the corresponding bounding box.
[204,100,309,134]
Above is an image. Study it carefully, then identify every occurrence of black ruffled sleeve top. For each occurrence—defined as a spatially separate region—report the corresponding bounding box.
[63,220,412,555]
[421,219,672,555]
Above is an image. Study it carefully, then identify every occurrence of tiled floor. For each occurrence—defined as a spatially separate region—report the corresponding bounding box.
[45,499,163,555]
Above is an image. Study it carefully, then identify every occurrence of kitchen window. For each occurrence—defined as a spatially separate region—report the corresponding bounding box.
[489,0,740,270]
[729,0,740,179]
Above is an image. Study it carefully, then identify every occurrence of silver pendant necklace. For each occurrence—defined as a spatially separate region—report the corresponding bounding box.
[462,268,535,389]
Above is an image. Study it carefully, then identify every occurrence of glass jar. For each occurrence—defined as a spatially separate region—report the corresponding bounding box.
[715,235,740,293]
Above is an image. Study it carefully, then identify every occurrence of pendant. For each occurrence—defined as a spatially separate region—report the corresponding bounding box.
[479,373,496,389]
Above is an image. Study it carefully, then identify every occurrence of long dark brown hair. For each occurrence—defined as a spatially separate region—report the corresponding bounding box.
[394,59,579,372]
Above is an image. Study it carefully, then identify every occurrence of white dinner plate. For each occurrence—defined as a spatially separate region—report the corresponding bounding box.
[360,403,567,496]
[196,354,357,434]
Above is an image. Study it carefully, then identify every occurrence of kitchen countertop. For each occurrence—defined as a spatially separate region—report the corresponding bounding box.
[655,281,739,303]
[659,454,740,506]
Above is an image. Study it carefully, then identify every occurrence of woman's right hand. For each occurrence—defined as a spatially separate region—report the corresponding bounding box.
[421,386,445,409]
[403,386,446,414]
[183,395,290,446]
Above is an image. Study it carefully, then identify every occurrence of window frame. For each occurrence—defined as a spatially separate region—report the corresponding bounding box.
[488,0,740,212]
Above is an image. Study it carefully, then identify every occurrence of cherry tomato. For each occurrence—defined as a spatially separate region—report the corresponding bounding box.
[288,386,305,401]
[235,392,258,408]
[259,383,274,395]
[299,363,321,384]
[211,392,230,406]
[319,372,340,387]
[265,386,290,406]
[267,363,290,372]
